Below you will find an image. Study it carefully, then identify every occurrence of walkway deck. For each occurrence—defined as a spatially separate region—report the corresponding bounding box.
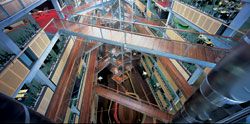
[53,19,229,67]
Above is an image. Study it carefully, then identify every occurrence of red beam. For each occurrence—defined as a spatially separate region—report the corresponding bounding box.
[94,86,173,123]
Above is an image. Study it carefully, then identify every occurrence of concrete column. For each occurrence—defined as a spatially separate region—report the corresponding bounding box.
[188,66,203,85]
[51,0,65,19]
[222,3,250,37]
[34,70,56,91]
[0,30,32,66]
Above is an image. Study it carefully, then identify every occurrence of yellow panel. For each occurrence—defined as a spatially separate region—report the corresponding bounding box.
[37,88,54,115]
[64,107,71,123]
[38,38,47,50]
[208,21,221,34]
[146,9,152,18]
[166,29,185,42]
[10,60,29,78]
[0,59,30,96]
[187,9,194,20]
[172,1,178,12]
[203,18,213,31]
[40,31,50,45]
[75,115,79,123]
[51,38,74,84]
[184,7,190,18]
[135,0,146,12]
[191,11,200,24]
[157,60,178,91]
[169,59,190,80]
[156,90,168,108]
[197,15,206,28]
[140,59,151,77]
[0,80,15,96]
[153,71,172,100]
[174,1,222,34]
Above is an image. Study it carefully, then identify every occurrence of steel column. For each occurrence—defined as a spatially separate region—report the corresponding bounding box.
[187,66,203,85]
[222,3,250,37]
[51,0,65,19]
[34,70,56,91]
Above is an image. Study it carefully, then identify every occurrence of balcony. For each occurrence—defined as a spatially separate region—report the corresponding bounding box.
[178,0,243,24]
[0,0,42,21]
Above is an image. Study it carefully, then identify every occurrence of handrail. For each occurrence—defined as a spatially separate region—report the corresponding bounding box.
[61,12,245,46]
[54,18,231,53]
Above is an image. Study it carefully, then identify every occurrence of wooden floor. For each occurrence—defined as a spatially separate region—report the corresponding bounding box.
[53,19,229,67]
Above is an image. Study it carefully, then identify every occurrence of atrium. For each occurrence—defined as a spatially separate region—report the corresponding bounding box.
[0,0,249,123]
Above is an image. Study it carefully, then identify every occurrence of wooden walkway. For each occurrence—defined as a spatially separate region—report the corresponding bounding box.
[53,19,229,67]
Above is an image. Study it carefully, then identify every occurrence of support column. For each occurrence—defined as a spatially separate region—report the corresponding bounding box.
[222,3,250,37]
[51,0,65,19]
[187,66,203,85]
[118,0,122,29]
[71,106,80,115]
[0,30,32,66]
[34,70,56,91]
[166,1,174,25]
[244,31,250,44]
[147,0,151,11]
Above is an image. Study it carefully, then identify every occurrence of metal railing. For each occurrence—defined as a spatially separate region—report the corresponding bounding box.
[63,13,245,47]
